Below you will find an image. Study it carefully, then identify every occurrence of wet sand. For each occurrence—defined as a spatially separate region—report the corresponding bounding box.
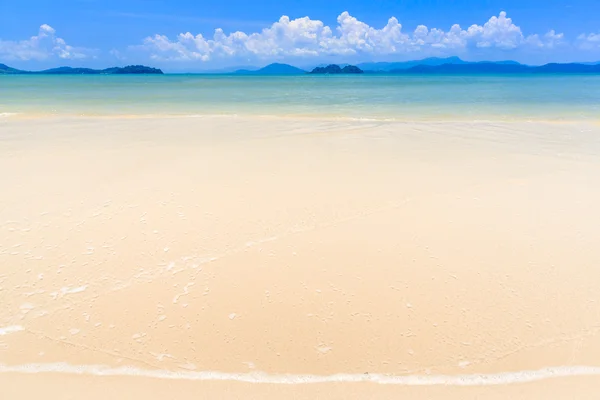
[1,116,600,398]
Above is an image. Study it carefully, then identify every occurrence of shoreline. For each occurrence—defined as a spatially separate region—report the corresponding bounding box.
[2,362,600,385]
[2,372,600,400]
[2,112,600,124]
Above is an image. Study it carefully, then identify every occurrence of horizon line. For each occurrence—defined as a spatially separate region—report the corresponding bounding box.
[3,57,600,74]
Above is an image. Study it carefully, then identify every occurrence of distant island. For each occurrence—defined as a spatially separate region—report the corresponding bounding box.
[227,59,600,75]
[3,58,600,76]
[228,58,600,76]
[309,64,364,74]
[391,62,600,74]
[355,56,520,72]
[230,63,364,75]
[355,57,600,74]
[234,63,306,75]
[0,64,163,75]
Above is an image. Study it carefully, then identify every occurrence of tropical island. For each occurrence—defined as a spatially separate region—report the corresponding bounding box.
[0,64,164,75]
[234,63,306,75]
[309,64,364,74]
[229,58,600,75]
[2,58,600,76]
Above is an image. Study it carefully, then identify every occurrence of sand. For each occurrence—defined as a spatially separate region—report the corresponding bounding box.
[1,115,600,398]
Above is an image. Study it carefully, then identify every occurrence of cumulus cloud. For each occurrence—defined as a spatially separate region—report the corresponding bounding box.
[466,11,524,49]
[525,30,565,49]
[0,24,91,61]
[576,33,600,50]
[136,11,563,63]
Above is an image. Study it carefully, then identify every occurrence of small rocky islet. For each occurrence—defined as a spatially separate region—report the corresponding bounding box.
[309,64,364,74]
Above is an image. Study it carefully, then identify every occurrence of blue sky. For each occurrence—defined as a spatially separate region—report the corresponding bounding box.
[1,0,600,71]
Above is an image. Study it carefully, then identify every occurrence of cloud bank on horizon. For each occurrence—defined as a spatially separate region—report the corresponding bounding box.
[1,11,600,67]
[136,12,565,62]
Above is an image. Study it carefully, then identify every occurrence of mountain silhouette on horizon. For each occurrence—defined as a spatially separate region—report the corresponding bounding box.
[0,64,163,74]
[357,56,522,71]
[4,58,600,75]
[229,57,530,75]
[391,62,600,74]
[234,63,306,75]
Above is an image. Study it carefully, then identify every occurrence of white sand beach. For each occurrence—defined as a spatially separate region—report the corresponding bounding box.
[1,115,600,398]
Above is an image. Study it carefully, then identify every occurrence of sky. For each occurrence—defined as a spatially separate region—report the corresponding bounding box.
[1,0,600,71]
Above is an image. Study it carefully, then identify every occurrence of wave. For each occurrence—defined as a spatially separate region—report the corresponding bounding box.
[1,363,599,386]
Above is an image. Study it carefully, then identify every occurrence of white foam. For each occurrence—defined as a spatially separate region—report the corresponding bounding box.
[0,326,24,336]
[0,363,599,386]
[179,362,197,371]
[316,345,332,354]
[172,282,194,304]
[150,353,175,362]
[19,303,35,313]
[23,290,45,297]
[61,285,88,295]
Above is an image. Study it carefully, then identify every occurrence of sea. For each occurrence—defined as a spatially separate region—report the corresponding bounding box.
[1,74,600,120]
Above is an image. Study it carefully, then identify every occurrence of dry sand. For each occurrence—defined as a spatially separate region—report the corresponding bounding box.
[1,115,600,398]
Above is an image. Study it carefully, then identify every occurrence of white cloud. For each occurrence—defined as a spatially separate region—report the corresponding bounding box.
[109,48,124,60]
[329,12,409,54]
[526,30,565,49]
[576,33,600,50]
[0,24,91,61]
[135,11,565,63]
[466,11,523,49]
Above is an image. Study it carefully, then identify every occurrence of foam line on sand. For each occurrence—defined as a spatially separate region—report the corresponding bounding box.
[1,363,600,386]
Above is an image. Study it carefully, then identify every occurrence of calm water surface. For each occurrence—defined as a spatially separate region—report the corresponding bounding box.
[1,74,600,120]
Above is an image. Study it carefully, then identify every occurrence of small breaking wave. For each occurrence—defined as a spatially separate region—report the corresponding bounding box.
[0,363,599,386]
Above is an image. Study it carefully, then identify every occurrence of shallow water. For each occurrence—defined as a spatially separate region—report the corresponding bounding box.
[1,74,600,120]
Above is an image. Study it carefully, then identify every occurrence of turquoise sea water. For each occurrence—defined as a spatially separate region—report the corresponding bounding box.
[1,74,600,120]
